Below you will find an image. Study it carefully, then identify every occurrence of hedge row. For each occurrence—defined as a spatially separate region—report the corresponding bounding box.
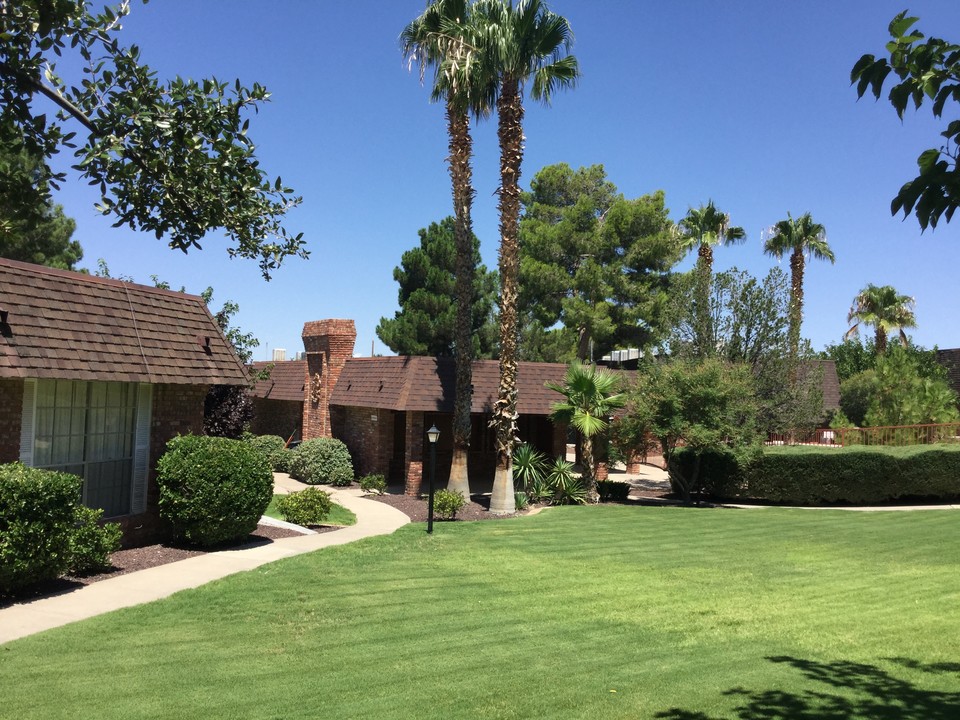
[0,464,121,593]
[671,445,960,505]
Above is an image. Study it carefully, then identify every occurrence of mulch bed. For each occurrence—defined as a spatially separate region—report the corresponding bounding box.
[371,493,519,522]
[1,523,318,608]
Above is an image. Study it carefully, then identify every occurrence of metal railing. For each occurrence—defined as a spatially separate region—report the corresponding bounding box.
[766,423,960,447]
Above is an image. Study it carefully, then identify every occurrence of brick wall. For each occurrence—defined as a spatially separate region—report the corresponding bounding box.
[333,405,393,479]
[250,397,303,441]
[301,319,356,440]
[404,410,424,495]
[0,378,24,463]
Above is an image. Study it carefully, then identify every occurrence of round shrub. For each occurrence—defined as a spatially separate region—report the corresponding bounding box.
[433,489,466,520]
[68,507,122,575]
[359,473,386,495]
[245,434,293,473]
[0,464,81,592]
[289,438,354,486]
[275,488,332,526]
[156,435,273,547]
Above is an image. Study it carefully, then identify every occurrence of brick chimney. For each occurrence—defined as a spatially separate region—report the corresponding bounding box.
[301,319,356,439]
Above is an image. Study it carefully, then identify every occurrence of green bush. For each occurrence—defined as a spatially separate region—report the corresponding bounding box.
[289,438,354,486]
[596,480,631,502]
[157,435,273,547]
[68,506,122,575]
[275,488,332,526]
[245,434,293,473]
[0,464,81,592]
[672,445,960,505]
[514,491,530,510]
[433,489,466,519]
[546,458,586,505]
[359,473,386,495]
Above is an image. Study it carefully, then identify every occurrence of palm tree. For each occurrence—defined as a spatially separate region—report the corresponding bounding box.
[678,201,745,357]
[546,362,626,503]
[475,0,579,514]
[762,212,834,359]
[401,1,494,501]
[845,283,917,354]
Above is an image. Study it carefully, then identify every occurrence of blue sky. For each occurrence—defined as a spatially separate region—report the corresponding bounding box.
[45,1,960,359]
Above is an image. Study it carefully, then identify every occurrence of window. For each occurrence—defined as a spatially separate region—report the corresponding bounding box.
[23,379,151,518]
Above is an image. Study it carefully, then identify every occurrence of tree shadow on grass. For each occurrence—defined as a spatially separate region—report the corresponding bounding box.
[654,655,960,720]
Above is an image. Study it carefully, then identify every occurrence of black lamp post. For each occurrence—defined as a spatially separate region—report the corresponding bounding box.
[426,424,439,534]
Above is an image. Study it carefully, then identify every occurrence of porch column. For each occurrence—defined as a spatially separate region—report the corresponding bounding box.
[404,411,424,496]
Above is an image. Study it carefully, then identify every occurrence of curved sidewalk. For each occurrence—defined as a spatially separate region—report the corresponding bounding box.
[0,487,409,645]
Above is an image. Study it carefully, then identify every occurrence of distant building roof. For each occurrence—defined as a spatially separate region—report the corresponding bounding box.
[0,258,248,385]
[249,359,306,401]
[330,357,571,415]
[810,359,841,412]
[936,349,960,397]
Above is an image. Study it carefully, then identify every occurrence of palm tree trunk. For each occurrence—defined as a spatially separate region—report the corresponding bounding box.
[693,246,713,357]
[876,327,888,354]
[788,248,804,361]
[447,101,475,501]
[490,76,523,515]
[581,434,598,503]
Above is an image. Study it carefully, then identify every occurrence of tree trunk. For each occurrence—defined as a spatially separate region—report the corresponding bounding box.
[876,327,888,354]
[788,248,804,361]
[577,324,590,362]
[446,101,475,501]
[581,434,598,503]
[490,77,523,515]
[693,248,713,357]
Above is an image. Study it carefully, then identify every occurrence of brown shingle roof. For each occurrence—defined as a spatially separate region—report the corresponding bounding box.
[249,360,306,401]
[331,357,571,415]
[936,349,960,397]
[0,258,248,385]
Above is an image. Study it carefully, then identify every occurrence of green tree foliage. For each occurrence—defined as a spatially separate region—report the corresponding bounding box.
[823,337,947,384]
[377,217,497,357]
[518,163,680,362]
[665,267,824,435]
[844,346,959,427]
[626,358,758,504]
[846,283,917,354]
[0,1,304,278]
[852,11,960,229]
[0,146,83,268]
[546,361,626,502]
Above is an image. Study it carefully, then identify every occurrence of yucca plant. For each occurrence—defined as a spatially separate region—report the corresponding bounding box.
[545,457,586,505]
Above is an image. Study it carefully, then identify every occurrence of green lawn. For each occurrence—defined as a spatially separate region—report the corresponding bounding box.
[262,494,357,526]
[2,506,958,719]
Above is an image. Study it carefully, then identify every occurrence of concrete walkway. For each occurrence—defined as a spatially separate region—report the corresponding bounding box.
[0,484,409,645]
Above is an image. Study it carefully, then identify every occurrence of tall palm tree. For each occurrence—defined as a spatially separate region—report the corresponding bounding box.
[546,362,626,503]
[401,1,494,501]
[762,212,834,359]
[678,200,745,356]
[475,0,579,514]
[846,284,917,354]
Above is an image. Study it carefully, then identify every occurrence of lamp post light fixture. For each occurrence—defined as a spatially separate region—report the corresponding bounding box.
[426,424,440,534]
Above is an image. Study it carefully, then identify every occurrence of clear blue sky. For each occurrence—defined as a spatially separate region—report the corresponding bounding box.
[45,1,960,359]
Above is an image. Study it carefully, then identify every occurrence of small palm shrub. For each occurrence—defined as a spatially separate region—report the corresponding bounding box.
[359,473,387,495]
[547,458,586,505]
[157,435,273,547]
[514,491,530,510]
[289,438,354,486]
[275,488,332,526]
[245,434,293,473]
[433,489,466,520]
[513,443,547,491]
[68,506,122,575]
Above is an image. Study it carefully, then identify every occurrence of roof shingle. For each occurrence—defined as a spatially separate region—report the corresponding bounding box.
[0,258,248,385]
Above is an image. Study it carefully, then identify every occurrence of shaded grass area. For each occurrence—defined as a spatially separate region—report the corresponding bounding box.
[262,494,357,526]
[1,506,958,718]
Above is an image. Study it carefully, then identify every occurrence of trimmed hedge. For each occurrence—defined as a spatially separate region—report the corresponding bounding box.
[671,445,960,505]
[289,438,354,486]
[157,435,273,547]
[275,488,332,526]
[245,434,293,473]
[597,480,631,502]
[0,464,81,591]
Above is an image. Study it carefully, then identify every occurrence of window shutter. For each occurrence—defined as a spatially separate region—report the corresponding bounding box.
[131,384,153,515]
[19,379,37,465]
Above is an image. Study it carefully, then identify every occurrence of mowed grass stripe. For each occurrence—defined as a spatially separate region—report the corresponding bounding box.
[1,506,958,719]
